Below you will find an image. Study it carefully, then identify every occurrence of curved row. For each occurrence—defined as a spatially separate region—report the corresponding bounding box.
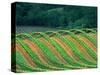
[12,29,97,72]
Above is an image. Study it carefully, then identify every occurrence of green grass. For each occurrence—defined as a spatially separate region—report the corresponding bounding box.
[12,28,97,72]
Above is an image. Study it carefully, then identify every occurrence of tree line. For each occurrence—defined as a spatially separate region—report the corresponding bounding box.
[16,2,97,28]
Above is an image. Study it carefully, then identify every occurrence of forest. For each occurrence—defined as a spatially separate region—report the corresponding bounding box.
[15,2,97,29]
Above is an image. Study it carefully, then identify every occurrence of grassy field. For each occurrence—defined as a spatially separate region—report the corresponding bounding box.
[12,28,97,73]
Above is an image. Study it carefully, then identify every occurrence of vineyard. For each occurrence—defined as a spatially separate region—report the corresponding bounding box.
[11,28,97,73]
